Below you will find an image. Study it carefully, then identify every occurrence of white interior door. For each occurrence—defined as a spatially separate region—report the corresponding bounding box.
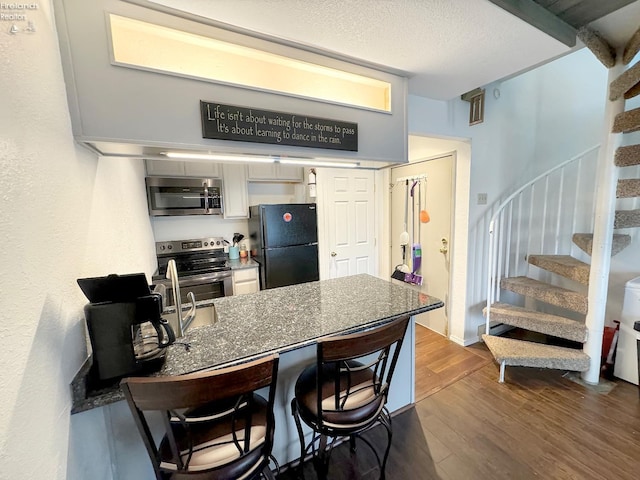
[316,169,376,279]
[390,156,453,336]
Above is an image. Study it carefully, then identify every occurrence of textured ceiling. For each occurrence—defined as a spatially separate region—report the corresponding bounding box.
[150,0,640,100]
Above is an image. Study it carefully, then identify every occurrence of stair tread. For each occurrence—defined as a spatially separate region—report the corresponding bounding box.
[485,302,587,343]
[482,335,590,371]
[623,29,640,65]
[613,107,640,134]
[572,233,631,257]
[528,255,590,285]
[500,276,588,315]
[609,61,640,101]
[615,208,640,228]
[625,82,640,100]
[617,178,640,198]
[614,144,640,167]
[577,27,615,69]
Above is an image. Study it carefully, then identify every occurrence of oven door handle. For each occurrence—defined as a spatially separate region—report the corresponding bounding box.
[203,180,210,214]
[169,272,232,287]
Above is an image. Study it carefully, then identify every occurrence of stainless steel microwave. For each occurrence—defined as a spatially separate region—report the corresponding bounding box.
[145,177,223,216]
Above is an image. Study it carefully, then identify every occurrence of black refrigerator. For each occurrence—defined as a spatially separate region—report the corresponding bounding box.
[248,203,319,289]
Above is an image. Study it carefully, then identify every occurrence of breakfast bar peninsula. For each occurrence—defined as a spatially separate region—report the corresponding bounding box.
[72,274,444,479]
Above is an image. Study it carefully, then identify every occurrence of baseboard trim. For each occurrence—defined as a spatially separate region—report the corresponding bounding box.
[477,322,515,338]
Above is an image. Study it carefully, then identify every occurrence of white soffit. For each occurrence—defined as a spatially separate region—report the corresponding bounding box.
[150,0,571,100]
[589,1,640,49]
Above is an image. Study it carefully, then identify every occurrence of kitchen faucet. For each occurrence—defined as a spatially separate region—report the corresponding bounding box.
[166,259,196,337]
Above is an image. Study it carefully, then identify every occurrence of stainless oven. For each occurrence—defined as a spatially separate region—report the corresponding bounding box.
[152,237,233,307]
[146,177,223,216]
[157,271,233,306]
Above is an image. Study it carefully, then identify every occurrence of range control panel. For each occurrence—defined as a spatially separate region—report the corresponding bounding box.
[155,237,226,255]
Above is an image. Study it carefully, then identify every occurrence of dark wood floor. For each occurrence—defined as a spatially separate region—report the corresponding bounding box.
[278,325,640,479]
[414,324,491,401]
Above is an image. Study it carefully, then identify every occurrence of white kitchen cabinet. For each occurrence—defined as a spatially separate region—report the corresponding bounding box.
[183,161,221,178]
[247,164,278,180]
[247,164,304,182]
[145,160,221,177]
[145,159,185,176]
[232,267,260,295]
[277,164,305,181]
[222,164,249,218]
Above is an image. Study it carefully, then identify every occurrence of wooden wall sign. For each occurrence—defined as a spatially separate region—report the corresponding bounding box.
[200,101,358,151]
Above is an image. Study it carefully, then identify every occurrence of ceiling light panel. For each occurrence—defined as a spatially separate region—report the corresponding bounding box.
[109,14,391,112]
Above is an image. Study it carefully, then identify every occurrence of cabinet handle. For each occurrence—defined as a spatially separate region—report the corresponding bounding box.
[331,251,337,257]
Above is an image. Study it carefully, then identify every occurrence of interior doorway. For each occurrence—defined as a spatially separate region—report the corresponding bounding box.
[390,154,454,336]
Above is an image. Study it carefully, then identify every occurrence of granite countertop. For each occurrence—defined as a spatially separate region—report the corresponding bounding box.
[71,274,443,413]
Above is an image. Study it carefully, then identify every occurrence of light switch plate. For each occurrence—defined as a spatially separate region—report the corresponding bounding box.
[477,193,487,205]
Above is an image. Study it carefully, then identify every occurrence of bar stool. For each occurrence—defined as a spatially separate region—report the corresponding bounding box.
[121,354,279,480]
[291,316,410,479]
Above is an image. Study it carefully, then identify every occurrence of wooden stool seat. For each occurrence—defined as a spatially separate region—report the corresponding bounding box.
[294,360,383,431]
[121,354,279,480]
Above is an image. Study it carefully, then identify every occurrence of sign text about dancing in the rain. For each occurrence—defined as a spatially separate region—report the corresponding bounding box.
[201,102,358,151]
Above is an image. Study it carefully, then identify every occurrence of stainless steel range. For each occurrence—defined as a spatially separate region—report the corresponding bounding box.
[152,237,233,307]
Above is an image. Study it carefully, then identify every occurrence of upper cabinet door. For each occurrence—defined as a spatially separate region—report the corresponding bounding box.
[183,161,221,178]
[146,160,221,177]
[247,164,303,182]
[145,160,185,176]
[222,164,249,218]
[275,165,304,182]
[247,164,278,180]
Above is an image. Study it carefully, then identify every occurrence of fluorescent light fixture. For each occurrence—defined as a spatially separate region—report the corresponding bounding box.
[163,152,274,163]
[279,158,359,168]
[162,151,360,168]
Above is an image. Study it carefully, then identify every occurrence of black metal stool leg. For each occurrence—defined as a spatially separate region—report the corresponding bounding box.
[349,434,357,453]
[313,434,330,480]
[291,399,307,479]
[261,465,276,479]
[379,409,393,480]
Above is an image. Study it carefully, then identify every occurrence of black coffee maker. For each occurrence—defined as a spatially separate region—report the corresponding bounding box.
[78,273,175,382]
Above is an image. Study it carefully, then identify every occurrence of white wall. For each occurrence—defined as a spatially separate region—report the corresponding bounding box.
[408,48,630,343]
[1,5,155,479]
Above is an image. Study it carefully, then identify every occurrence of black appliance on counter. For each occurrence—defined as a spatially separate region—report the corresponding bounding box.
[78,273,175,383]
[249,203,319,289]
[151,237,233,305]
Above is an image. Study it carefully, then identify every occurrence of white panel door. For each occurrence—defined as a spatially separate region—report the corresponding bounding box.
[317,169,376,279]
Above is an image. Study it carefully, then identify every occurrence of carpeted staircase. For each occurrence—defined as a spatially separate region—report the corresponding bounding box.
[483,26,640,382]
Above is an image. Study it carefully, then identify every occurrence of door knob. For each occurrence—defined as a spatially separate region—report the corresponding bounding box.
[439,238,449,254]
[331,251,337,257]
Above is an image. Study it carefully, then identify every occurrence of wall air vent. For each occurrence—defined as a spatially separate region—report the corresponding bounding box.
[461,88,485,126]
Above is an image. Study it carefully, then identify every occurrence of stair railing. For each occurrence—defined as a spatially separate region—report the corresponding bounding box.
[485,145,601,334]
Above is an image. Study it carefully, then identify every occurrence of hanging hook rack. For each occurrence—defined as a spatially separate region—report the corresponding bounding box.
[389,174,427,190]
[395,174,427,183]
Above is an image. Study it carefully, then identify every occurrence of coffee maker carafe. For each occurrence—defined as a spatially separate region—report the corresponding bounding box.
[78,273,175,382]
